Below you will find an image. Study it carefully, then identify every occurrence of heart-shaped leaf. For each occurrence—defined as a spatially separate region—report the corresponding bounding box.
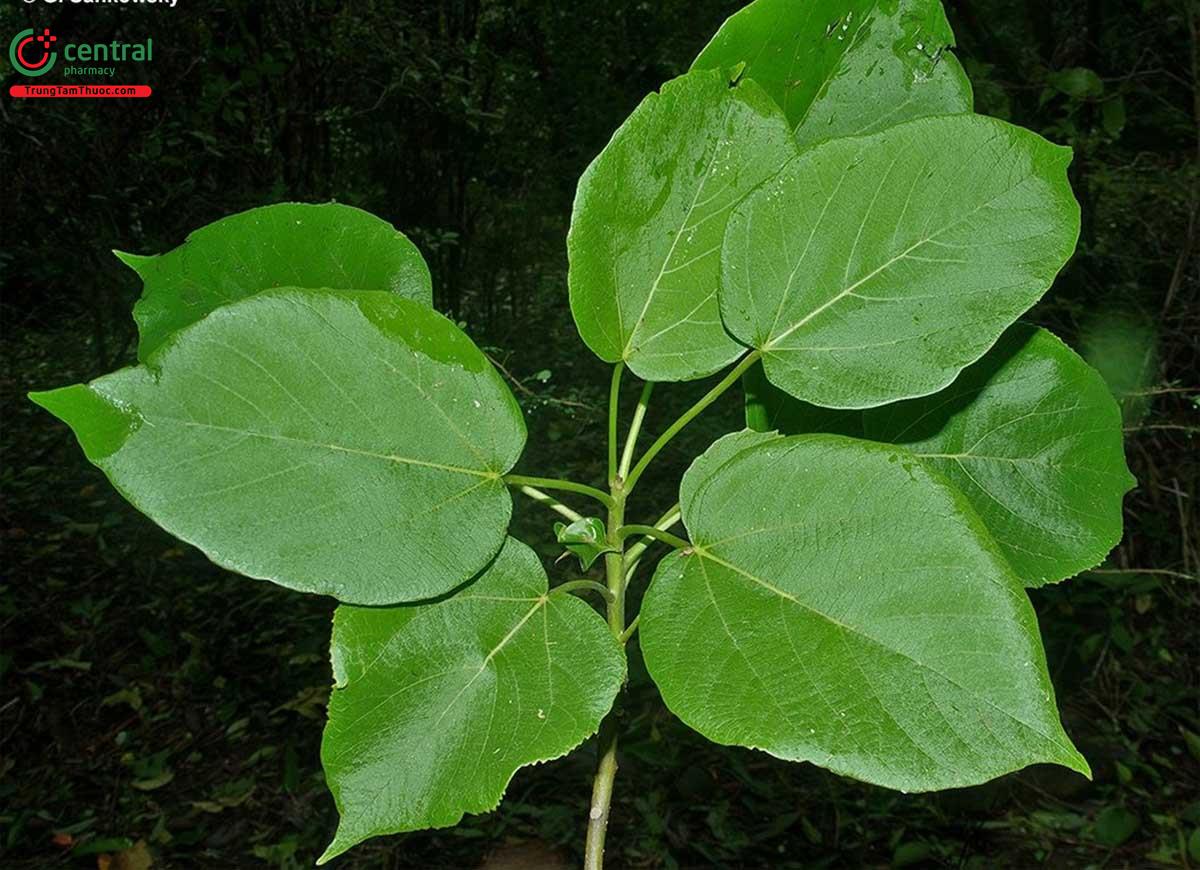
[553,516,616,570]
[320,537,625,863]
[744,325,1135,586]
[641,434,1089,792]
[692,0,973,146]
[720,113,1080,409]
[30,288,524,605]
[568,69,799,381]
[119,202,432,359]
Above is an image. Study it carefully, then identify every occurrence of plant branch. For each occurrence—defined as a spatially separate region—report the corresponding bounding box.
[623,350,761,494]
[503,474,613,508]
[608,363,623,485]
[617,381,653,481]
[550,579,616,603]
[516,485,583,522]
[618,524,689,550]
[1090,568,1197,580]
[485,350,599,411]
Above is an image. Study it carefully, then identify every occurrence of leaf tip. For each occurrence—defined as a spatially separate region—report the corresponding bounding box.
[112,249,152,274]
[29,384,140,463]
[1067,749,1093,781]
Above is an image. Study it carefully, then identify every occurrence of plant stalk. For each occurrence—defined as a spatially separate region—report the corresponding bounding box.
[585,715,620,870]
[584,477,626,869]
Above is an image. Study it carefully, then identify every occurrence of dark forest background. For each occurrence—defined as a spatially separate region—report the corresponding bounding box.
[1,0,1197,867]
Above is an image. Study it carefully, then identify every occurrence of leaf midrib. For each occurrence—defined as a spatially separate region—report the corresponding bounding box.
[762,132,1032,351]
[149,417,500,478]
[622,99,736,359]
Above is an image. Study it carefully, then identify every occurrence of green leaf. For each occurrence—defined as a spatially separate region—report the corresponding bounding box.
[30,288,524,605]
[691,0,973,146]
[119,202,433,359]
[1048,66,1104,100]
[745,325,1135,586]
[641,434,1089,792]
[553,517,615,570]
[678,429,779,518]
[1092,806,1139,847]
[568,69,798,381]
[320,537,625,863]
[1079,308,1157,425]
[1101,96,1127,137]
[721,114,1080,408]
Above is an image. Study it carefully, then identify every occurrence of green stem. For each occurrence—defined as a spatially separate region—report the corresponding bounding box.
[584,468,626,869]
[607,363,623,486]
[623,504,682,586]
[623,350,761,494]
[503,474,613,508]
[516,485,583,522]
[617,381,653,482]
[550,579,615,604]
[618,614,641,644]
[585,716,620,870]
[617,524,689,550]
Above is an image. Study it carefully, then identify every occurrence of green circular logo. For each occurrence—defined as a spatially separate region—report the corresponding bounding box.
[10,28,58,77]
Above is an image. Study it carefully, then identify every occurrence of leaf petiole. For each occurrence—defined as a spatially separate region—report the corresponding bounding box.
[550,579,616,604]
[618,614,641,644]
[617,524,689,550]
[516,485,584,522]
[607,363,623,485]
[503,473,614,508]
[617,381,653,481]
[623,504,682,586]
[623,350,762,494]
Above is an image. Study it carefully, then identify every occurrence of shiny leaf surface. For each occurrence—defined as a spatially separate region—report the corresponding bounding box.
[120,202,432,359]
[31,288,524,605]
[744,325,1135,585]
[642,434,1090,792]
[568,70,798,381]
[320,538,625,862]
[692,0,973,146]
[721,114,1080,409]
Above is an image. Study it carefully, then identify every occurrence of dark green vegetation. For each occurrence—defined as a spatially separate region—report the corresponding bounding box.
[2,1,1197,868]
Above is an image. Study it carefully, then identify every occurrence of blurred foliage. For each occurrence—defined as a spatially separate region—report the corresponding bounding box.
[2,0,1197,867]
[1080,308,1159,425]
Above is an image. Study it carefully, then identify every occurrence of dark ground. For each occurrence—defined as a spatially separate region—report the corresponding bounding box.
[2,0,1199,867]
